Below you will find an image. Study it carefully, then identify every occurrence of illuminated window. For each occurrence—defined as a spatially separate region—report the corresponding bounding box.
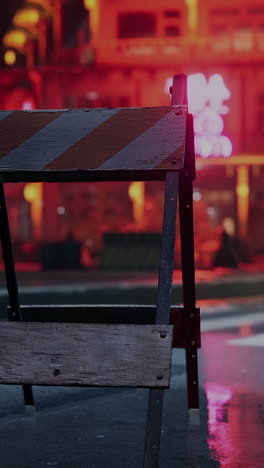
[234,25,253,51]
[165,25,180,37]
[163,10,181,18]
[118,13,156,38]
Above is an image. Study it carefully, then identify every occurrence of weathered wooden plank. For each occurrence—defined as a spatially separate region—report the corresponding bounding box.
[0,106,187,175]
[9,304,201,348]
[0,322,173,388]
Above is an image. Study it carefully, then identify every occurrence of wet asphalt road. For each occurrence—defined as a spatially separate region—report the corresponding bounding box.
[0,297,263,467]
[201,300,264,468]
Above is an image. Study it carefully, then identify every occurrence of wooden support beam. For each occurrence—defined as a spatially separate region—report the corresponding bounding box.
[7,304,201,348]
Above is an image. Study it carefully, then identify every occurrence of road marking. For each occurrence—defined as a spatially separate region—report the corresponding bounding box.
[228,333,264,347]
[201,311,264,332]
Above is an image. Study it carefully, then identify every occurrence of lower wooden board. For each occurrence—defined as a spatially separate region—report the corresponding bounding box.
[0,322,173,388]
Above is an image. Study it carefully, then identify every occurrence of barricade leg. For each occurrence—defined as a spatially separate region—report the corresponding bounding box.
[179,173,199,411]
[144,172,179,466]
[171,74,200,413]
[144,389,164,468]
[0,183,34,407]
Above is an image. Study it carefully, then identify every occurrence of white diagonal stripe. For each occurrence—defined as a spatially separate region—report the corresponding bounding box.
[98,109,186,170]
[0,111,13,121]
[0,109,119,170]
[228,333,264,347]
[201,312,264,332]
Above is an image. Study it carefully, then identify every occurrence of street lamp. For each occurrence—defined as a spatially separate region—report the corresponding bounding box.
[83,0,99,40]
[3,3,53,67]
[3,26,35,68]
[3,50,17,66]
[13,7,41,27]
[3,28,29,49]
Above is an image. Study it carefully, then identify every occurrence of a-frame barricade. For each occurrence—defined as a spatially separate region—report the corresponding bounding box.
[0,74,200,467]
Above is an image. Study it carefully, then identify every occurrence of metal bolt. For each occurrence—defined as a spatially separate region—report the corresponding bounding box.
[191,341,196,345]
[190,313,194,318]
[160,331,167,338]
[193,381,197,385]
[192,354,196,358]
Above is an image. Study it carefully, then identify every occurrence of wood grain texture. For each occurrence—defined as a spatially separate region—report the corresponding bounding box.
[0,106,187,176]
[0,322,173,388]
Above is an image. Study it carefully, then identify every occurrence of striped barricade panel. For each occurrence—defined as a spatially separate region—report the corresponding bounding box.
[0,106,187,181]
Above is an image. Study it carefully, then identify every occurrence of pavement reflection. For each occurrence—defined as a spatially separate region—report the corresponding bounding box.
[202,317,264,467]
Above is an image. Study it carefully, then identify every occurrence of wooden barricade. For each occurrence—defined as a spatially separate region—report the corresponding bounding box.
[0,74,200,467]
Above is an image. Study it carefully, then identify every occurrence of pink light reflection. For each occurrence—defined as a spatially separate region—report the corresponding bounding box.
[195,135,232,158]
[194,108,224,136]
[22,100,34,110]
[205,382,232,427]
[206,382,232,405]
[187,73,208,115]
[164,73,233,158]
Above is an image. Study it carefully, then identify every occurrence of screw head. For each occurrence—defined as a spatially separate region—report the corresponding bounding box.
[160,331,167,338]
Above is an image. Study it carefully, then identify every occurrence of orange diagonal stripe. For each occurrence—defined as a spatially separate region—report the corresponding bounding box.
[0,111,63,159]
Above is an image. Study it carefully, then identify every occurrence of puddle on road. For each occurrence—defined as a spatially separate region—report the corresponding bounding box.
[206,384,264,466]
[202,325,264,467]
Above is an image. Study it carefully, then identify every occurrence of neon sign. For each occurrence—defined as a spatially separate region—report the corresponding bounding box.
[165,73,232,158]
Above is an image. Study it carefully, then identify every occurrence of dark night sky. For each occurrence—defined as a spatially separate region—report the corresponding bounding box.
[0,0,24,40]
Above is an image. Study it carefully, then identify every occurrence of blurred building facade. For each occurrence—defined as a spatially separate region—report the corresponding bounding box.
[1,0,264,267]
